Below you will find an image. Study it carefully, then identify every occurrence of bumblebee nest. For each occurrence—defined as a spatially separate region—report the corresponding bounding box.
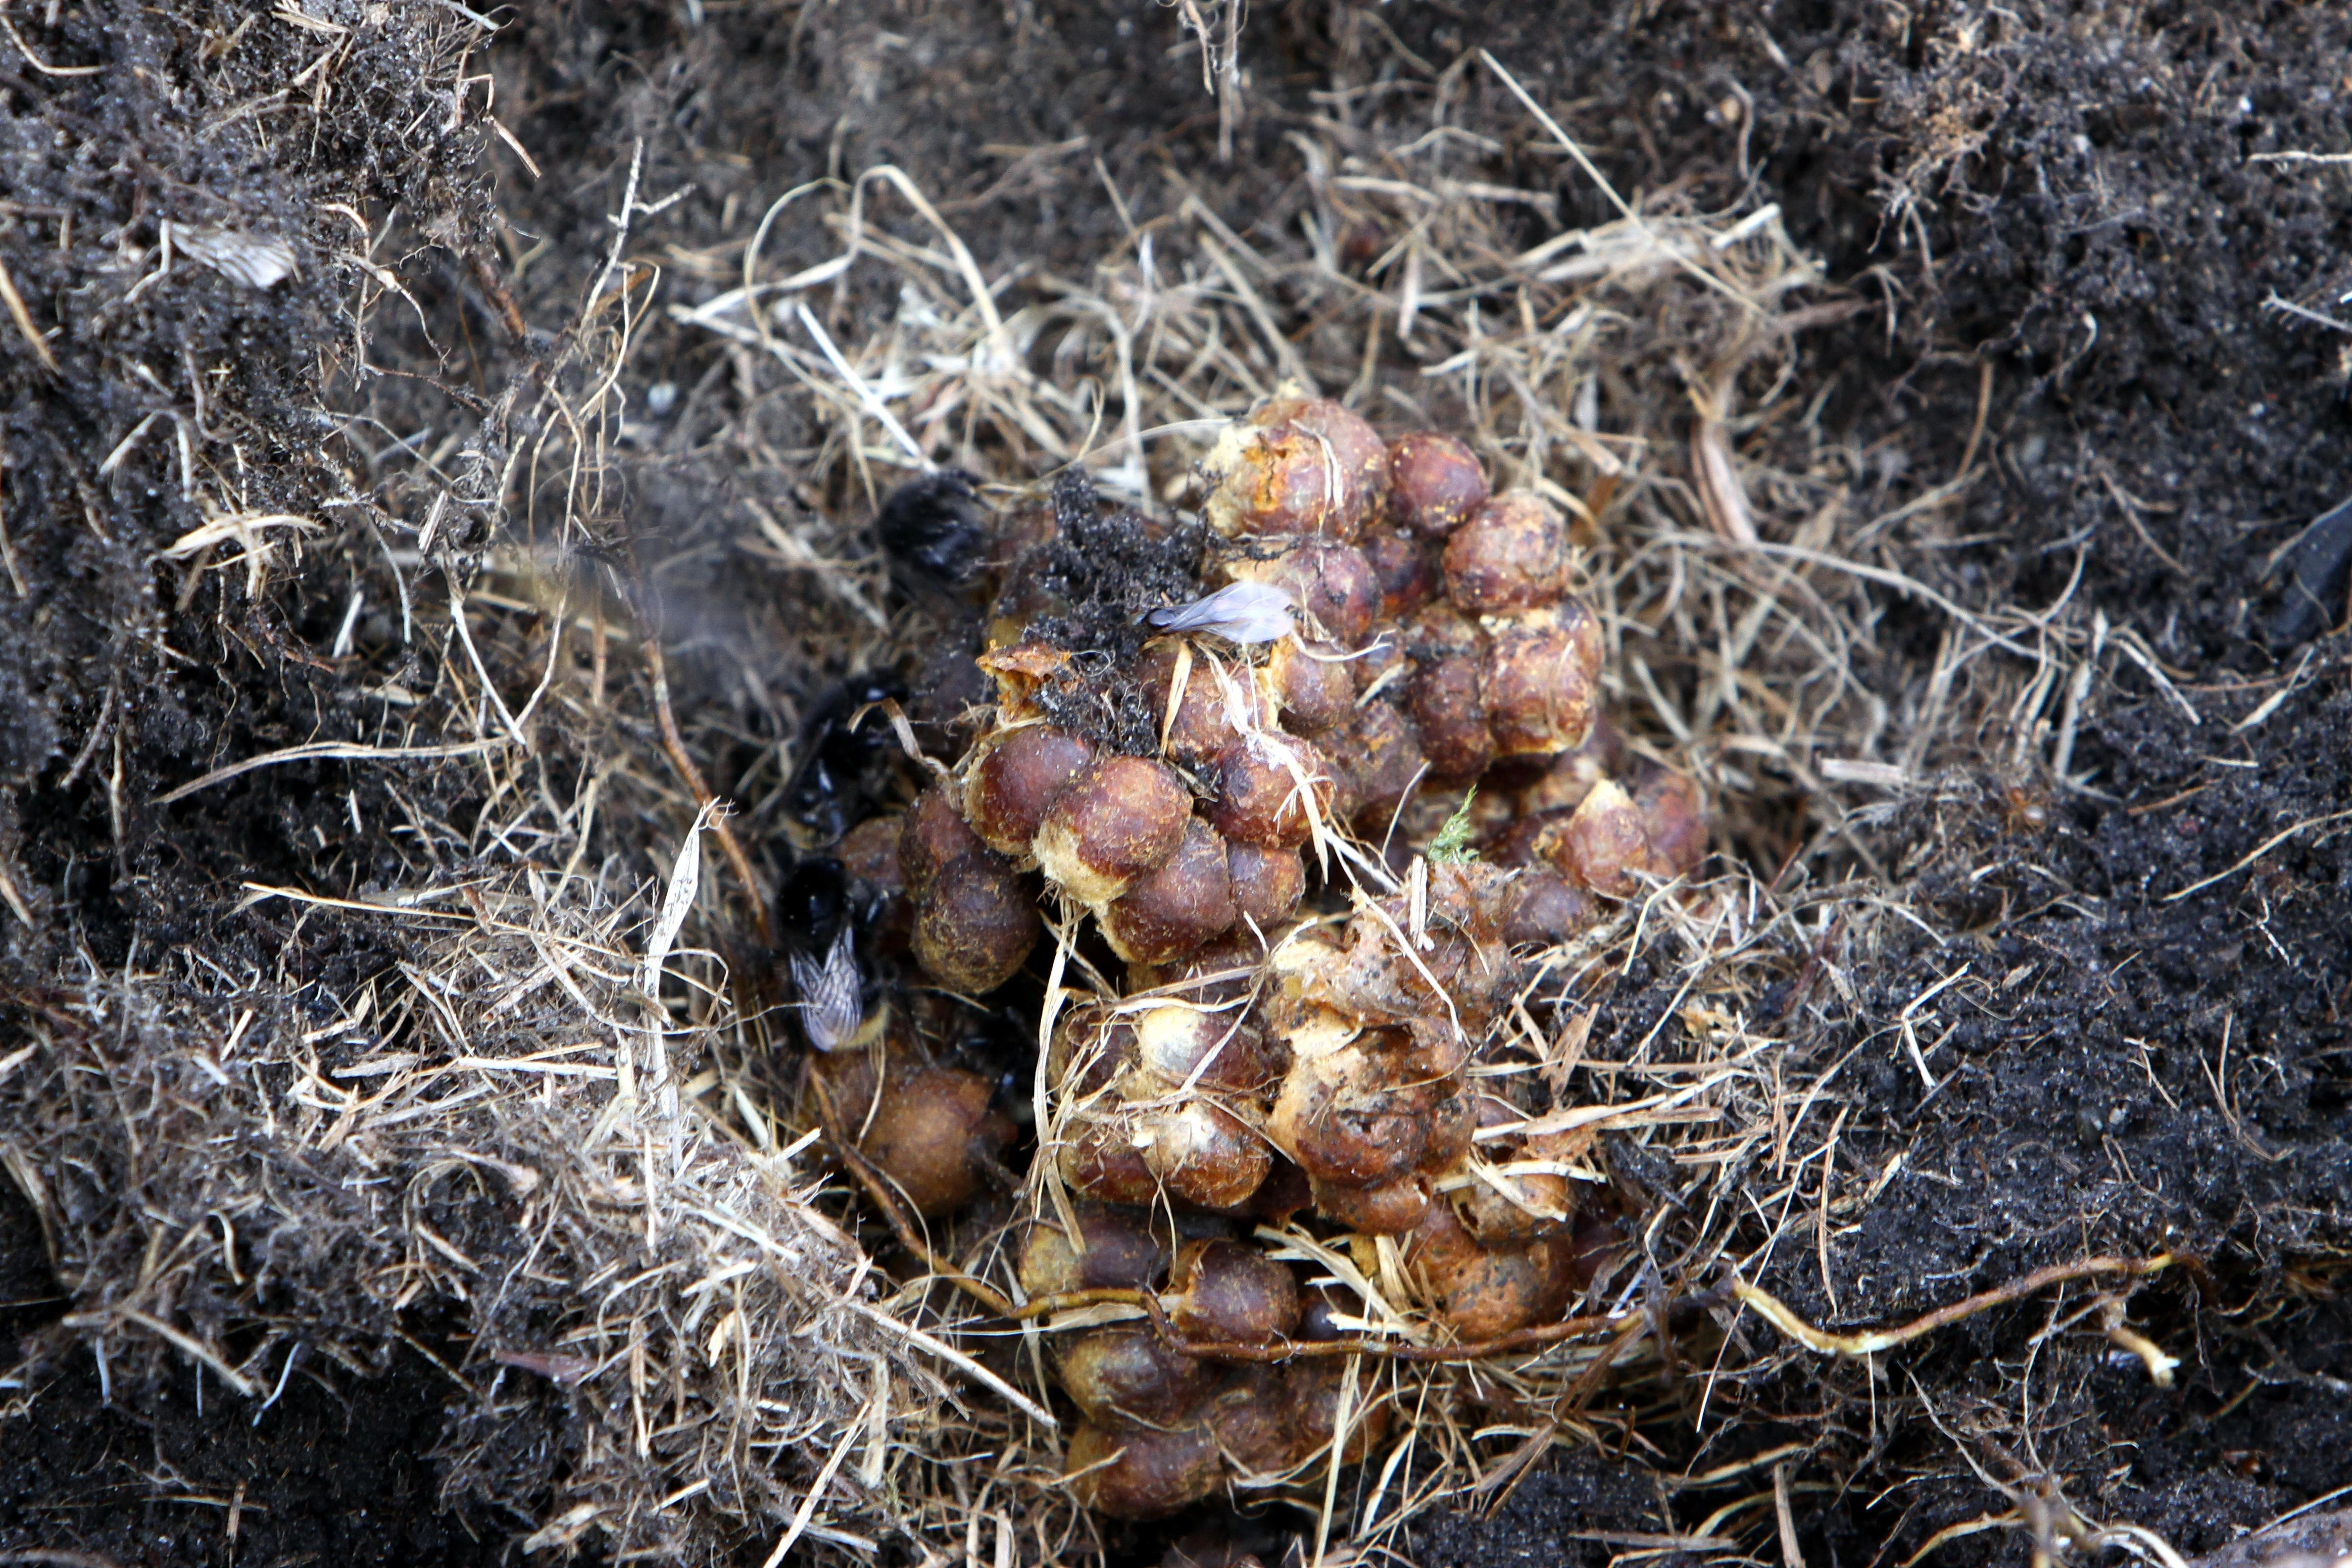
[656,129,1916,1562]
[799,369,1735,1520]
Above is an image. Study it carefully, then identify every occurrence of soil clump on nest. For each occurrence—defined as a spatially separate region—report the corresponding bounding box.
[2,3,2347,1567]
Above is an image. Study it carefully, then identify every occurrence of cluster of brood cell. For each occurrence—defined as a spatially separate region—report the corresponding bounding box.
[813,391,1705,1517]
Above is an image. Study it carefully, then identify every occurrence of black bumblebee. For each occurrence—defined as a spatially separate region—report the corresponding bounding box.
[877,468,992,598]
[776,675,909,1050]
[774,853,890,1053]
[782,673,910,844]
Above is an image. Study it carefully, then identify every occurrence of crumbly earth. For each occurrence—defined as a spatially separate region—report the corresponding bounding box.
[3,1,2347,1565]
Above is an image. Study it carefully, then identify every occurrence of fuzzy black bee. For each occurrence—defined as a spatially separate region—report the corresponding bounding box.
[774,853,892,1053]
[783,674,911,844]
[877,469,991,597]
[774,853,877,950]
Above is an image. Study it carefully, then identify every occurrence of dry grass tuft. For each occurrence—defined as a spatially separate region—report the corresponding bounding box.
[5,868,927,1558]
[0,14,949,1560]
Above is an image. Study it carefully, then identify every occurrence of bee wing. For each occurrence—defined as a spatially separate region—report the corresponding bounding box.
[1147,581,1295,644]
[173,225,299,289]
[789,928,865,1052]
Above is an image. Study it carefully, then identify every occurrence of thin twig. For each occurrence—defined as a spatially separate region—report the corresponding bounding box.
[1733,1254,2176,1361]
[153,738,515,805]
[639,629,773,949]
[0,252,58,373]
[2162,809,2352,903]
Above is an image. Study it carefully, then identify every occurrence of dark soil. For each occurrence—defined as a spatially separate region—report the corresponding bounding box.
[5,1,2348,1565]
[2,1180,516,1567]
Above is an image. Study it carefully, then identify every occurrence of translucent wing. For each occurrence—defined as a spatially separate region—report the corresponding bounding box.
[789,927,864,1052]
[173,225,298,289]
[1145,581,1295,644]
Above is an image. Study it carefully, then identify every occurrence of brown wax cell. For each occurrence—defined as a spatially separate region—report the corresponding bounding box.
[996,497,1061,561]
[1324,701,1425,830]
[1536,776,1654,898]
[1483,808,1559,868]
[1201,393,1387,543]
[1058,1326,1214,1426]
[1386,432,1490,538]
[1058,1117,1163,1206]
[1250,1156,1316,1226]
[1225,840,1306,931]
[1146,1099,1272,1210]
[1206,1370,1297,1476]
[1502,869,1602,947]
[1418,1086,1477,1174]
[1248,935,1345,1042]
[1403,1194,1574,1338]
[1459,1167,1577,1245]
[1438,1241,1568,1341]
[1307,1172,1431,1235]
[1360,528,1441,622]
[1284,1360,1392,1465]
[856,1066,1012,1218]
[1408,649,1494,782]
[898,783,987,901]
[1427,857,1514,938]
[1402,1188,1483,1274]
[1204,735,1335,849]
[1312,885,1514,1030]
[838,813,906,893]
[1049,1004,1138,1100]
[1562,1207,1626,1295]
[1482,600,1604,758]
[1350,628,1409,698]
[1065,1419,1224,1519]
[1269,1045,1429,1187]
[986,544,1062,650]
[1136,644,1272,764]
[1034,755,1191,904]
[910,851,1040,993]
[1169,1239,1301,1344]
[964,725,1094,856]
[1291,542,1381,644]
[1442,491,1570,613]
[1132,932,1269,1012]
[1470,1086,1524,1133]
[1220,541,1378,644]
[806,1044,881,1130]
[1295,1284,1355,1341]
[910,633,993,755]
[1266,638,1355,734]
[1519,716,1628,814]
[1101,819,1237,964]
[1634,766,1708,880]
[1017,1206,1170,1299]
[1125,1001,1225,1085]
[1131,1002,1285,1094]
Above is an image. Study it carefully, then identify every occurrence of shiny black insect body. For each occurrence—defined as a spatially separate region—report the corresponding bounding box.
[774,854,879,954]
[774,853,893,1053]
[2268,493,2352,648]
[783,674,910,844]
[877,469,990,597]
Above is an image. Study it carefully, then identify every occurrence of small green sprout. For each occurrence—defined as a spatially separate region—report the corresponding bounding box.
[1428,786,1479,865]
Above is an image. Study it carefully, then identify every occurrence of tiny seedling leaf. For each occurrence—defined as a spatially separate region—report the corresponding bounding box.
[1428,786,1479,864]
